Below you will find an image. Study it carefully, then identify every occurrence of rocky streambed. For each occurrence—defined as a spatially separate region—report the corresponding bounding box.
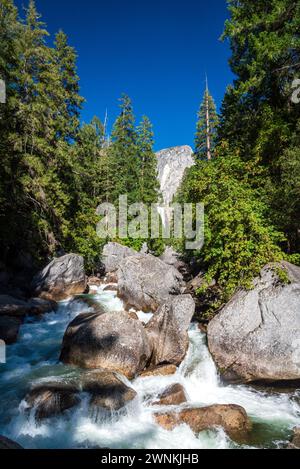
[0,244,300,449]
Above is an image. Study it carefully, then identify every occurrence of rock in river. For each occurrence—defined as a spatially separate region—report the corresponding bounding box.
[60,311,152,379]
[208,262,300,384]
[152,383,187,406]
[146,294,195,367]
[24,382,80,420]
[82,370,137,411]
[0,316,22,344]
[118,253,185,312]
[32,254,87,301]
[154,404,252,442]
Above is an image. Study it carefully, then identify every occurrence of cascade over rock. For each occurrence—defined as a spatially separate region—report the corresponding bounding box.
[154,404,252,442]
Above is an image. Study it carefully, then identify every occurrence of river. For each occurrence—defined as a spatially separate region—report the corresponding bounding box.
[0,286,299,449]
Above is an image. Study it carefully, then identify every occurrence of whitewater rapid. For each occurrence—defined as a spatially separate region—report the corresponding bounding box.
[0,287,299,449]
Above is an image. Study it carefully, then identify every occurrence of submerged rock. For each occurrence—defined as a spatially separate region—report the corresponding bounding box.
[82,370,137,411]
[118,253,185,312]
[153,383,187,406]
[146,295,195,367]
[32,254,87,301]
[101,242,137,274]
[0,435,23,449]
[0,315,22,344]
[24,382,80,420]
[208,262,300,384]
[154,404,252,442]
[60,311,152,379]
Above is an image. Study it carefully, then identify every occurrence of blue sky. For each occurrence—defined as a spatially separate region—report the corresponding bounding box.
[15,0,234,150]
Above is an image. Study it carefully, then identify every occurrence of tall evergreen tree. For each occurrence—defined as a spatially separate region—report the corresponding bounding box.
[53,30,84,141]
[109,94,139,204]
[137,116,159,204]
[219,0,300,253]
[195,80,219,160]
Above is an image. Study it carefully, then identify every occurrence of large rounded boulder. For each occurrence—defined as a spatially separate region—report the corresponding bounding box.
[146,294,195,367]
[118,253,185,312]
[60,311,152,379]
[32,254,87,301]
[208,262,300,384]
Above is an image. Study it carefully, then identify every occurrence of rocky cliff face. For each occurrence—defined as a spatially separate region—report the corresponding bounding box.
[156,145,194,208]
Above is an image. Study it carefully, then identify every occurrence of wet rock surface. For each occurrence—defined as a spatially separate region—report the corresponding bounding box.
[154,404,252,442]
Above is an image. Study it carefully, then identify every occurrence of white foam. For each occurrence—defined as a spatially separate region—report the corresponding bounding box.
[0,292,299,449]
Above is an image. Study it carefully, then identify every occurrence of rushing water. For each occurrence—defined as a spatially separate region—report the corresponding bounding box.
[0,286,299,449]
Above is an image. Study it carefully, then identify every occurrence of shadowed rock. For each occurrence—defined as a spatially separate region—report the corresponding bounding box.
[208,262,300,384]
[0,435,23,449]
[0,294,29,317]
[24,382,80,420]
[154,404,252,442]
[0,316,22,344]
[82,370,137,411]
[60,311,152,379]
[146,295,195,367]
[32,254,87,301]
[0,295,56,319]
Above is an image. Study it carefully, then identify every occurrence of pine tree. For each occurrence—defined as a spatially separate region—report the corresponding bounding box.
[109,94,139,204]
[137,116,159,204]
[53,30,84,141]
[220,0,300,253]
[0,0,22,261]
[195,80,219,161]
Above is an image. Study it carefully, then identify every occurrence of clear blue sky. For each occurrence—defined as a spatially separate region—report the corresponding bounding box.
[15,0,234,150]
